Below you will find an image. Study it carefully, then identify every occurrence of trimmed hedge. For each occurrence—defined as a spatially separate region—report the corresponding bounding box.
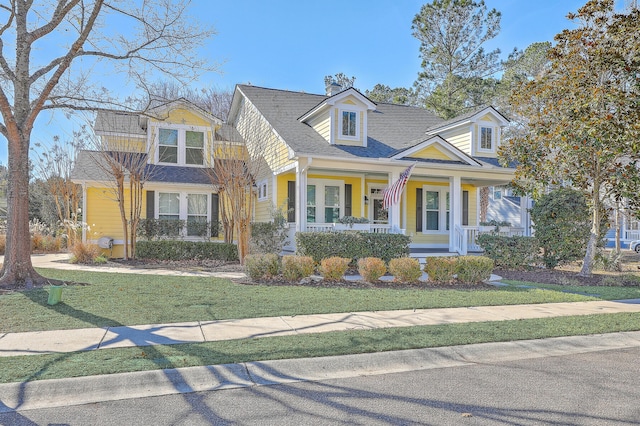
[477,234,539,270]
[296,232,410,263]
[136,240,238,261]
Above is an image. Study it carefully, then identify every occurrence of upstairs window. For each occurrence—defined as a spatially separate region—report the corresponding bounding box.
[185,131,204,165]
[159,129,178,163]
[341,110,357,138]
[479,126,494,151]
[157,127,206,166]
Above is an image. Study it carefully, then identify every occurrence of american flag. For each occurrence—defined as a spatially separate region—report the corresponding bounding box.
[383,163,415,209]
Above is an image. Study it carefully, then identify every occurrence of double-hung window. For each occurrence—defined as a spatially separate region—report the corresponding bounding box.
[341,110,358,138]
[157,192,210,238]
[478,123,496,152]
[306,179,343,223]
[185,131,204,165]
[423,187,450,233]
[159,129,179,164]
[157,127,206,166]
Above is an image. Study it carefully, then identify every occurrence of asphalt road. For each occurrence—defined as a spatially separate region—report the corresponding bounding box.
[2,346,639,425]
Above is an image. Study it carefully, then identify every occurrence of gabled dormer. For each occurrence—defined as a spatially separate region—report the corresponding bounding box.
[146,99,222,167]
[391,136,481,166]
[299,87,376,147]
[425,106,509,158]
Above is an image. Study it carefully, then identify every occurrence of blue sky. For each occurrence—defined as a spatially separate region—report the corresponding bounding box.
[0,0,627,165]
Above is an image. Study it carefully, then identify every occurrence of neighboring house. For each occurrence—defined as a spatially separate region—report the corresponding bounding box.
[71,99,229,258]
[227,84,527,254]
[72,85,527,258]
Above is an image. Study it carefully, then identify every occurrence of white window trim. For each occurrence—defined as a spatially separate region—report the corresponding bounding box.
[367,184,389,224]
[152,123,209,167]
[422,185,450,235]
[257,179,268,202]
[307,178,344,223]
[156,191,211,239]
[338,109,360,141]
[476,121,496,154]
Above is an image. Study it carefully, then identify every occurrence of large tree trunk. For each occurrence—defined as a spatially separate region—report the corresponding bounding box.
[0,133,44,288]
[579,194,601,277]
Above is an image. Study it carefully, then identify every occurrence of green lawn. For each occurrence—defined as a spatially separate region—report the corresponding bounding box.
[0,268,626,333]
[2,268,640,384]
[1,313,640,384]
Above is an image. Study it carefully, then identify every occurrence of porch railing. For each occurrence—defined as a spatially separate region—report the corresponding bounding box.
[624,230,640,241]
[304,223,405,234]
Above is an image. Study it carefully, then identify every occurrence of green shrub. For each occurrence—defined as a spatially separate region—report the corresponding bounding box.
[296,232,410,263]
[137,219,221,241]
[530,188,607,269]
[423,257,457,284]
[320,257,350,281]
[455,256,494,284]
[244,253,280,280]
[477,234,539,270]
[135,240,238,261]
[388,257,422,283]
[357,257,387,282]
[281,255,315,281]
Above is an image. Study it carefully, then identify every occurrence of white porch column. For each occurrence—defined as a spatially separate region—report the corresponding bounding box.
[388,170,401,231]
[449,176,462,251]
[295,160,309,232]
[520,195,532,236]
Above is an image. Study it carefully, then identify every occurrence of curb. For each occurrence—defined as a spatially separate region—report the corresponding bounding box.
[2,331,640,413]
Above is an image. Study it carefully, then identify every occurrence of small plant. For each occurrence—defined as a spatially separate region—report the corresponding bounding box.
[93,254,109,264]
[282,255,315,281]
[423,257,457,284]
[69,242,101,264]
[357,257,387,282]
[320,256,350,281]
[455,256,494,284]
[244,253,280,280]
[594,250,623,272]
[388,257,422,283]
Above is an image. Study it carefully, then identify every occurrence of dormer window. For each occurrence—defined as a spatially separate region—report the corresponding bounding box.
[341,110,358,139]
[478,124,496,153]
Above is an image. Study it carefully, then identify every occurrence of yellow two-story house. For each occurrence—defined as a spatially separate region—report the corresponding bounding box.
[71,99,232,258]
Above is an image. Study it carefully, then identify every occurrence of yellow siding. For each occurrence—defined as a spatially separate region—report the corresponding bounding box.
[85,186,148,243]
[102,134,146,153]
[440,127,471,155]
[154,108,211,127]
[235,98,295,172]
[309,113,331,142]
[276,173,295,215]
[409,145,453,161]
[479,113,493,122]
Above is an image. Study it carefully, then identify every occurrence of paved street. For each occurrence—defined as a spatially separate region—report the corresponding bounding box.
[2,345,639,425]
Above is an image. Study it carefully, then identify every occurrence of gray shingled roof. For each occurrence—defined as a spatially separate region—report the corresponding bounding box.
[94,111,147,135]
[71,150,217,185]
[237,85,444,159]
[426,105,509,133]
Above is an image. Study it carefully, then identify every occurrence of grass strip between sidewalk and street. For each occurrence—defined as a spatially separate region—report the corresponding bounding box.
[3,268,640,333]
[1,312,640,384]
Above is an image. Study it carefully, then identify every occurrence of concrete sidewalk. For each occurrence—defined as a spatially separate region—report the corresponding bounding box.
[2,300,640,357]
